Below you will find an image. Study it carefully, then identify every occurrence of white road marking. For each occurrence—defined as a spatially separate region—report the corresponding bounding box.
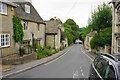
[73,70,79,79]
[82,73,84,76]
[81,69,83,72]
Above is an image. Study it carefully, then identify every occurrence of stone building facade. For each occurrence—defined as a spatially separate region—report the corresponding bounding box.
[14,2,46,52]
[110,0,120,54]
[45,20,61,49]
[84,32,93,51]
[0,1,17,57]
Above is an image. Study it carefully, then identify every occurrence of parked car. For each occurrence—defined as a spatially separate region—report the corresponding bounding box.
[89,53,120,80]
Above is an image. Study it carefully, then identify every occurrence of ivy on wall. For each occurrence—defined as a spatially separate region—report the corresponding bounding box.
[13,15,24,43]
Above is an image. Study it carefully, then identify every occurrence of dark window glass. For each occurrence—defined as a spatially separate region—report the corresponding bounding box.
[95,58,108,78]
[104,62,116,80]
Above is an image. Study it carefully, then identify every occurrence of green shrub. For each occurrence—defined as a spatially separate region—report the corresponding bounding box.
[60,46,63,51]
[19,47,25,53]
[37,52,46,59]
[46,45,51,49]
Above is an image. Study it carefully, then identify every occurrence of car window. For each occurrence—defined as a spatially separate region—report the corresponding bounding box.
[96,58,107,77]
[104,62,116,80]
[94,56,101,67]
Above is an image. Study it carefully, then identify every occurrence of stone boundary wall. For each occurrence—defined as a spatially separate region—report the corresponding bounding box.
[2,53,37,65]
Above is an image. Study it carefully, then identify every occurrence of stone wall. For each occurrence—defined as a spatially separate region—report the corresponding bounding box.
[21,21,45,47]
[2,53,37,65]
[46,35,55,48]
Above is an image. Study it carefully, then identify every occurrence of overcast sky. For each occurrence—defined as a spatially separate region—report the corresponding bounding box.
[32,0,111,28]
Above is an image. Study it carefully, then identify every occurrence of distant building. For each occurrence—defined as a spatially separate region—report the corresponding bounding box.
[45,20,62,49]
[84,32,95,51]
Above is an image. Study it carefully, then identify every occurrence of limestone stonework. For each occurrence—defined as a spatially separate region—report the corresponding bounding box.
[111,1,120,54]
[0,3,16,57]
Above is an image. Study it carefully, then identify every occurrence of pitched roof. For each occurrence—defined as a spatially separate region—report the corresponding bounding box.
[45,20,60,34]
[14,2,44,23]
[86,31,97,37]
[0,0,18,7]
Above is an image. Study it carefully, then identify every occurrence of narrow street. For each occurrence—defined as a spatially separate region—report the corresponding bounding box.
[7,44,96,78]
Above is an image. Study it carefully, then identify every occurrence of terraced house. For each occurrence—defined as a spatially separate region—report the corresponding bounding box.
[110,0,120,54]
[0,1,17,57]
[0,0,46,57]
[14,2,46,47]
[45,20,62,49]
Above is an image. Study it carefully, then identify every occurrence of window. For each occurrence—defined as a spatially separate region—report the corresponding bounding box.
[25,4,30,13]
[0,2,7,15]
[95,58,108,79]
[104,62,116,79]
[0,34,10,47]
[23,22,28,30]
[118,7,120,23]
[38,24,40,31]
[117,38,120,54]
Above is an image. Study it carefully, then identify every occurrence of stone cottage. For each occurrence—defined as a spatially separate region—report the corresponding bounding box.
[14,2,46,51]
[60,25,68,47]
[84,32,94,52]
[0,0,17,57]
[110,0,120,54]
[45,20,61,49]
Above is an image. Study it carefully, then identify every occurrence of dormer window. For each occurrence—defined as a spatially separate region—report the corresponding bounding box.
[25,4,30,13]
[118,7,120,23]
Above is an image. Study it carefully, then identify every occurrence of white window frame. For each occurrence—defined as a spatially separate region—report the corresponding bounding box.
[117,38,120,54]
[25,4,30,14]
[0,2,7,15]
[0,34,10,48]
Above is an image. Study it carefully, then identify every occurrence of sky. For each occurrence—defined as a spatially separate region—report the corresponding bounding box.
[32,0,111,28]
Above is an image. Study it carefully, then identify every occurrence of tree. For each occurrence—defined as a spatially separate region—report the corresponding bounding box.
[50,18,55,21]
[80,25,92,42]
[90,27,112,50]
[90,3,112,33]
[64,19,80,44]
[65,19,79,31]
[87,2,112,51]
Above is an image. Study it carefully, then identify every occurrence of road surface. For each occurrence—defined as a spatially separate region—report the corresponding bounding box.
[8,44,96,78]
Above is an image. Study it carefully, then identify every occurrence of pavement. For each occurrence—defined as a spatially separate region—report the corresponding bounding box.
[4,44,97,79]
[2,44,73,78]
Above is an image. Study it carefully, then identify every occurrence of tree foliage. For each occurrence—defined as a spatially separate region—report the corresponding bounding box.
[13,15,24,43]
[90,27,112,50]
[80,2,112,50]
[90,3,112,33]
[64,19,79,45]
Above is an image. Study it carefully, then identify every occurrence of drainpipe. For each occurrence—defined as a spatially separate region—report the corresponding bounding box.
[44,24,46,46]
[0,46,2,58]
[111,2,115,54]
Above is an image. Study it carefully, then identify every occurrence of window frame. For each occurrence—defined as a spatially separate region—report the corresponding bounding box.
[25,4,30,14]
[117,38,120,54]
[0,34,10,48]
[0,2,7,15]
